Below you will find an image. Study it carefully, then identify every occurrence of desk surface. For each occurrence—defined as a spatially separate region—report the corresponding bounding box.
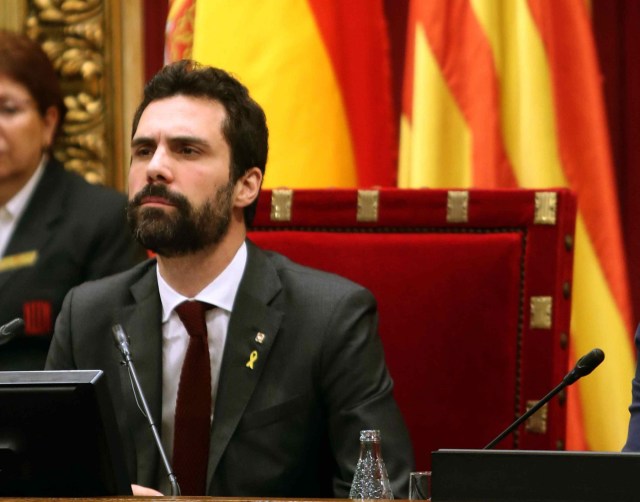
[0,499,365,502]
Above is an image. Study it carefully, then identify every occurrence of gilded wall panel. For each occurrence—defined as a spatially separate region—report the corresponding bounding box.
[3,0,143,191]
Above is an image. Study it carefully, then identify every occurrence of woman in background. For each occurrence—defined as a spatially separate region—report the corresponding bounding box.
[0,29,144,369]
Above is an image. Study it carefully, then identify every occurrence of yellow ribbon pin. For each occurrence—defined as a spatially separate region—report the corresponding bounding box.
[246,350,258,370]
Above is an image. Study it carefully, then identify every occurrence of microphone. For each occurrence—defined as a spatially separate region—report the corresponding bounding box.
[111,324,181,496]
[113,323,131,359]
[0,318,24,346]
[484,348,605,449]
[562,348,605,385]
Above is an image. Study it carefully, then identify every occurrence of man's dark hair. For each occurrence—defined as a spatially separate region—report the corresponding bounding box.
[0,29,67,138]
[132,60,268,226]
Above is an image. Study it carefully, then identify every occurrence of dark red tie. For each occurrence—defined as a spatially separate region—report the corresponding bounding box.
[173,300,212,495]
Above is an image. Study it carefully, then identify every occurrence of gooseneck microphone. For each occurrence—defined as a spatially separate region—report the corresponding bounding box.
[112,324,181,496]
[562,348,605,385]
[484,348,605,449]
[0,318,25,346]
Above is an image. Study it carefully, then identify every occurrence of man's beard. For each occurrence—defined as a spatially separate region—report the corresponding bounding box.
[126,182,235,258]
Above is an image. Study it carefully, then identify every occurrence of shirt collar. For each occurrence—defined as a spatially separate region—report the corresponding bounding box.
[157,241,248,322]
[4,155,47,219]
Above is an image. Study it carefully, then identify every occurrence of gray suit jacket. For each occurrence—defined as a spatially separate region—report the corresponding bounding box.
[46,240,414,497]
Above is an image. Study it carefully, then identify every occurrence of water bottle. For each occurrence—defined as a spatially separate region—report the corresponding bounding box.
[349,429,394,499]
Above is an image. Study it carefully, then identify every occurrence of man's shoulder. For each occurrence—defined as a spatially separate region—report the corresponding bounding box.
[70,259,155,298]
[254,244,371,299]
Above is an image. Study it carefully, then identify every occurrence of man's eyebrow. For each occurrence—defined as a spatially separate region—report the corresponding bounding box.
[131,135,211,148]
[168,135,210,147]
[131,136,155,147]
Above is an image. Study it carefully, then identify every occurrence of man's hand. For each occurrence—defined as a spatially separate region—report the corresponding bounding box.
[131,484,164,496]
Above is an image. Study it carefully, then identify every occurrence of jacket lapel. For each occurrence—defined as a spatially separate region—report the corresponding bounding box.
[206,241,283,489]
[116,262,164,488]
[0,160,67,293]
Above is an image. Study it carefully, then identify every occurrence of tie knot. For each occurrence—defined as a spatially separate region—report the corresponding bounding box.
[175,300,211,340]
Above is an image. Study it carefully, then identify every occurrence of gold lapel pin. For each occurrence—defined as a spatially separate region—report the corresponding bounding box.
[255,332,266,344]
[246,350,258,370]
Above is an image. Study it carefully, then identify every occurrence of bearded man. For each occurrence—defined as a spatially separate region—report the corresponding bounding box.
[46,60,414,498]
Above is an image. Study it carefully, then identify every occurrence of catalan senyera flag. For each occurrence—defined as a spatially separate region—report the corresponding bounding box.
[400,0,635,450]
[167,0,397,189]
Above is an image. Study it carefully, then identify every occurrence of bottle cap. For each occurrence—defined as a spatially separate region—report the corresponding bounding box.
[359,429,381,442]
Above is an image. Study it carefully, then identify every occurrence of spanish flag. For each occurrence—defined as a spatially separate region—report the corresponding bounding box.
[399,0,634,450]
[168,0,397,189]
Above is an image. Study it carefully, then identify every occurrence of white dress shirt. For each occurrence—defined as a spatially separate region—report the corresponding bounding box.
[158,241,247,460]
[0,156,47,257]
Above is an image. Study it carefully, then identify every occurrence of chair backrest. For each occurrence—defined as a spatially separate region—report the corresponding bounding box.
[248,188,577,470]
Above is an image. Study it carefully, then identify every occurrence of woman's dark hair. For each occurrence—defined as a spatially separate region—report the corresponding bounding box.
[0,29,66,136]
[132,60,268,226]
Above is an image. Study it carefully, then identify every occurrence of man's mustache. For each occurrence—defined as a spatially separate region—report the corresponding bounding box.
[129,184,189,209]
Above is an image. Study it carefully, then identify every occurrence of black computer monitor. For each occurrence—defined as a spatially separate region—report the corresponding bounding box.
[0,370,132,496]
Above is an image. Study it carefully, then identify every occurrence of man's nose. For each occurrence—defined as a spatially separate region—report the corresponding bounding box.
[146,147,174,183]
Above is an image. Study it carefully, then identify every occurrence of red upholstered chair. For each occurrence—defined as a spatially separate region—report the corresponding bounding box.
[248,188,577,470]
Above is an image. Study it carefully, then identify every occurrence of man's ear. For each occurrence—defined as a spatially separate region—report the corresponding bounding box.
[234,167,263,208]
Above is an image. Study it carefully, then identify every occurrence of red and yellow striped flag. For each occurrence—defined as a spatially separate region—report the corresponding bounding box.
[400,0,634,450]
[165,0,195,63]
[166,0,397,189]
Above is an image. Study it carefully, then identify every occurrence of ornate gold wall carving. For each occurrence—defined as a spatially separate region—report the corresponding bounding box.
[15,0,143,191]
[0,1,27,31]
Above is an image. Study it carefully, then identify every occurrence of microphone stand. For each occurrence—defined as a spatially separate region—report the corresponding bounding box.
[484,380,566,449]
[112,324,181,496]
